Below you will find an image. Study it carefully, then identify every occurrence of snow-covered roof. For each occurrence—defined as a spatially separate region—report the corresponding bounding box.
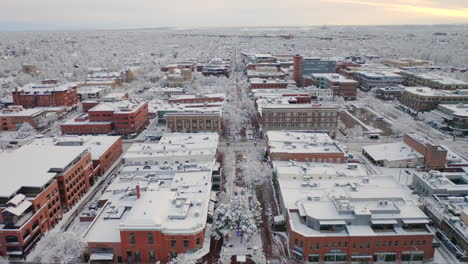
[311,73,358,84]
[273,160,367,178]
[279,174,431,238]
[89,99,147,114]
[403,71,468,86]
[413,170,468,193]
[0,106,45,117]
[169,93,226,101]
[249,78,296,85]
[124,132,219,164]
[437,104,468,118]
[362,142,423,162]
[0,145,88,198]
[29,136,121,161]
[15,83,77,94]
[77,86,109,94]
[403,87,468,97]
[267,131,344,154]
[84,169,213,243]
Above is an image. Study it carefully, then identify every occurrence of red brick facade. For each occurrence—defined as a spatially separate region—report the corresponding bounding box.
[0,181,62,257]
[93,138,123,176]
[61,102,149,135]
[403,134,447,169]
[12,86,79,108]
[85,229,205,263]
[288,221,435,263]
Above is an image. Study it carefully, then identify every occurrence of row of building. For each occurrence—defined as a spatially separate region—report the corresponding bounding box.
[0,136,123,257]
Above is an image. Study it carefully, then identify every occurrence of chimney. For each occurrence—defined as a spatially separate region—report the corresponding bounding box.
[136,185,141,199]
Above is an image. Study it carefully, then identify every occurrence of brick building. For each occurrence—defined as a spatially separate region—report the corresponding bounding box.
[83,133,219,263]
[0,106,47,131]
[266,131,346,163]
[257,101,339,136]
[310,73,358,100]
[12,82,79,108]
[0,145,94,257]
[249,78,296,90]
[374,86,404,101]
[402,134,447,169]
[276,170,435,263]
[166,109,222,133]
[399,87,468,113]
[61,99,149,136]
[401,72,468,90]
[293,55,336,86]
[167,93,225,104]
[31,136,123,177]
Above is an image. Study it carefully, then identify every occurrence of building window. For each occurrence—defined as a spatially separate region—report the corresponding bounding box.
[308,254,319,262]
[171,240,177,248]
[130,233,135,244]
[196,237,201,245]
[147,233,154,244]
[184,240,189,248]
[149,251,155,262]
[134,251,140,262]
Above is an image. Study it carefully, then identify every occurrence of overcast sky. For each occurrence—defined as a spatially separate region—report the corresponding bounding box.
[1,0,468,31]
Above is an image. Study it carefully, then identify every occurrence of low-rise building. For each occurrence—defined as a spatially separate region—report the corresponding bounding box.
[412,170,468,196]
[30,136,123,177]
[164,68,193,87]
[61,99,149,136]
[401,72,468,90]
[12,82,79,109]
[249,78,296,90]
[0,106,47,131]
[258,101,339,136]
[383,58,431,68]
[0,145,94,257]
[277,172,435,263]
[266,131,346,163]
[311,73,358,100]
[168,93,225,104]
[83,72,121,88]
[400,87,468,113]
[77,86,110,101]
[374,86,404,101]
[362,134,447,169]
[434,104,468,137]
[353,71,404,91]
[420,194,468,259]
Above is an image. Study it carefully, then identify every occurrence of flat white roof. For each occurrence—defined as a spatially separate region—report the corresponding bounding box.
[362,142,423,162]
[311,73,358,84]
[267,131,344,154]
[404,71,468,85]
[29,136,121,160]
[0,145,87,198]
[404,87,468,97]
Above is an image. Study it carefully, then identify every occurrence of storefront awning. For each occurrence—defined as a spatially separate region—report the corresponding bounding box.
[402,219,430,224]
[371,219,398,225]
[320,220,346,225]
[90,253,114,261]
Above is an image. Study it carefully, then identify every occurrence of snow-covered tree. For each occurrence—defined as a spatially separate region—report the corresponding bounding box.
[168,253,197,264]
[212,192,261,243]
[27,230,85,264]
[238,155,272,190]
[17,122,34,138]
[250,247,267,264]
[417,111,445,128]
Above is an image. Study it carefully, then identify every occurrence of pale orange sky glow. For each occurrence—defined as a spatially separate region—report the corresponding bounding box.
[1,0,467,31]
